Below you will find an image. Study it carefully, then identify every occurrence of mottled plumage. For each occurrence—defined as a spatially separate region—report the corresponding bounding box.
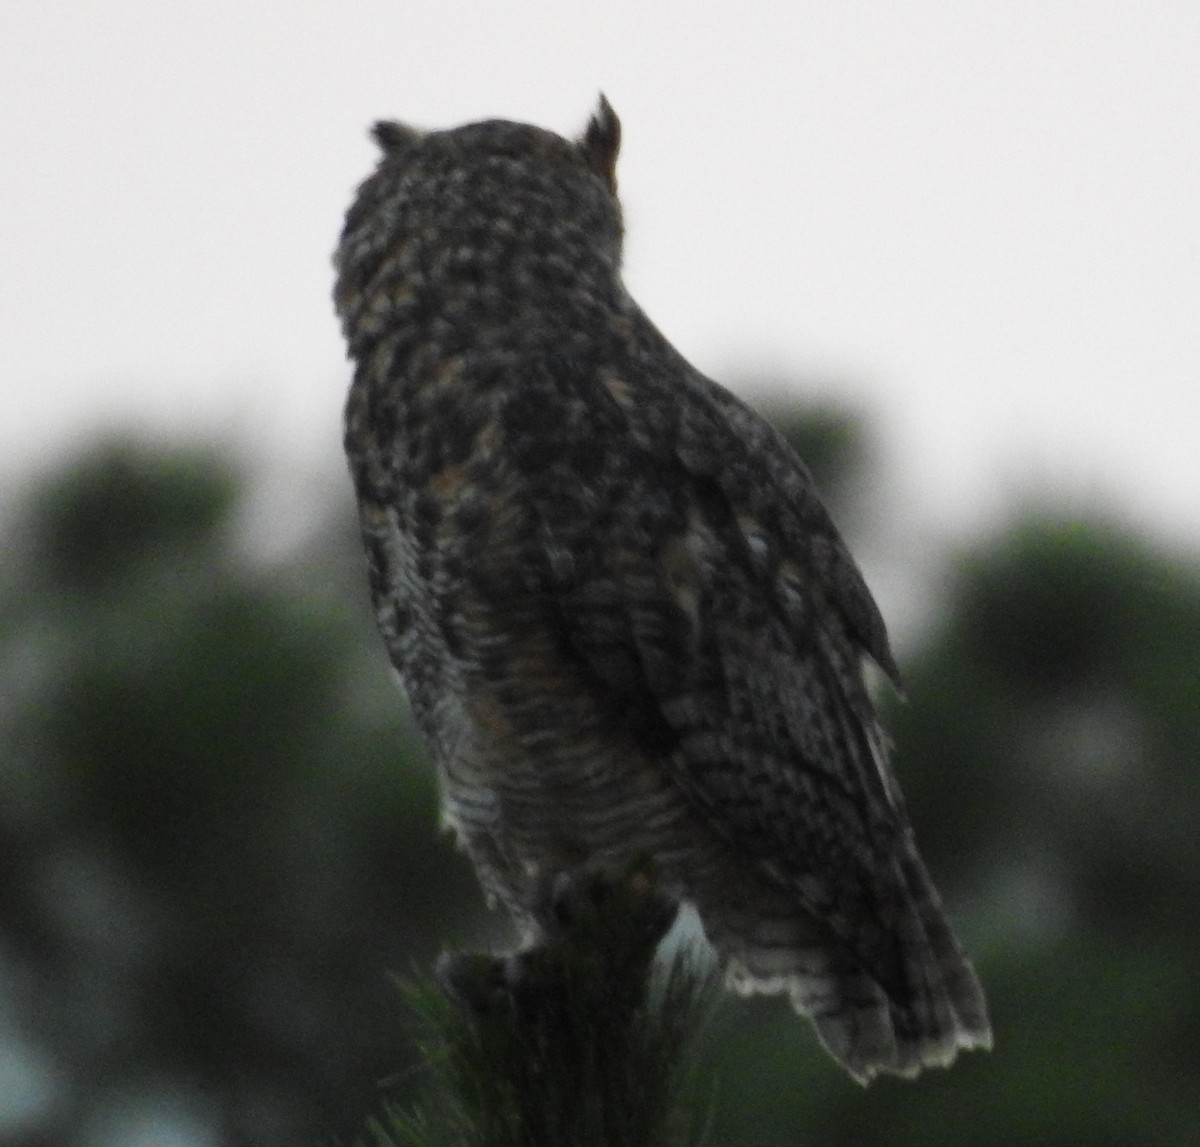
[334,98,990,1082]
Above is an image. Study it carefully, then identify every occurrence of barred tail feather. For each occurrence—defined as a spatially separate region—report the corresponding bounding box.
[699,850,991,1083]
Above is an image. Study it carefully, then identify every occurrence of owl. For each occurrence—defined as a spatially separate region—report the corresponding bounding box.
[334,97,991,1083]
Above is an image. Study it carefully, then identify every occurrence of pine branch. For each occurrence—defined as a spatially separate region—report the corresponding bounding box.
[366,866,717,1147]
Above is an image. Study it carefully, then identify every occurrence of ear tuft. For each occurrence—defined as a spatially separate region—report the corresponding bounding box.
[371,121,424,153]
[578,94,621,192]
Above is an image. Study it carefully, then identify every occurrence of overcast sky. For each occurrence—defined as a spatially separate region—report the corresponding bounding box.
[3,1,1198,557]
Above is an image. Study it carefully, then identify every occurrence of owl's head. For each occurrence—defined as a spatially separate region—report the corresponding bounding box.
[334,98,628,356]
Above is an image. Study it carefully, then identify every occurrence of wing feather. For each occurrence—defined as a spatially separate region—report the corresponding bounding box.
[523,368,917,999]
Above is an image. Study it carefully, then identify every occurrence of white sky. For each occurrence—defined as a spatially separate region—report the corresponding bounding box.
[2,1,1198,560]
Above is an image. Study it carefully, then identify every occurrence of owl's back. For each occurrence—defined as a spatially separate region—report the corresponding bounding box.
[335,99,991,1082]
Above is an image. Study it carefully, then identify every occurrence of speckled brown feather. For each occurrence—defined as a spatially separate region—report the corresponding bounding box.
[334,98,990,1082]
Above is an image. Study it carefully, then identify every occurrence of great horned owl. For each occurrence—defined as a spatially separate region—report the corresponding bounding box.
[334,97,991,1082]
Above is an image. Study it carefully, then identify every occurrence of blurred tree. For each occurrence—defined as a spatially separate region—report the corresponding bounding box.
[2,412,1197,1147]
[0,439,488,1147]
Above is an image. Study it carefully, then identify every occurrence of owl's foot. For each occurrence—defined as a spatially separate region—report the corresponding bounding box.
[531,860,680,953]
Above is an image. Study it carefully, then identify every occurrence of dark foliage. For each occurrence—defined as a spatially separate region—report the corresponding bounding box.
[1,416,1197,1145]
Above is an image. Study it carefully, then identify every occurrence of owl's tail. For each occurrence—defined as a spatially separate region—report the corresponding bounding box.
[704,845,992,1084]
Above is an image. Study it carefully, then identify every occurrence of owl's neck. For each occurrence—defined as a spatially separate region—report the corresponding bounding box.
[346,237,629,365]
